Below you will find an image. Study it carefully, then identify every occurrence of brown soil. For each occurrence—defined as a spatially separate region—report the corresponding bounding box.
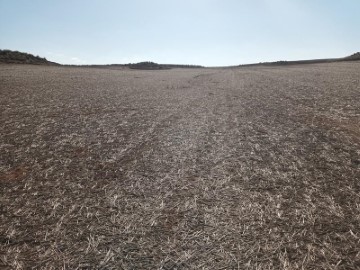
[1,63,359,269]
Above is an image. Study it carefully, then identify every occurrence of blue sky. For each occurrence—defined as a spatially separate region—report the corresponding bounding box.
[0,0,359,66]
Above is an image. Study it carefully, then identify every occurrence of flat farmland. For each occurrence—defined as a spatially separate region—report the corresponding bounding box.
[1,63,360,269]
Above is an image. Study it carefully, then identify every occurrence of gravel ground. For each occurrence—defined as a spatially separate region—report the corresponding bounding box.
[1,63,360,269]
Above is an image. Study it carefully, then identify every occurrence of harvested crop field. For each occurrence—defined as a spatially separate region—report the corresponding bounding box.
[1,63,360,269]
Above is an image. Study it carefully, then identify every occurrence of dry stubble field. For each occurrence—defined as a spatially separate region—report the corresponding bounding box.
[1,63,360,269]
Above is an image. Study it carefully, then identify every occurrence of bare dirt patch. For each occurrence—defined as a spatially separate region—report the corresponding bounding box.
[1,63,359,269]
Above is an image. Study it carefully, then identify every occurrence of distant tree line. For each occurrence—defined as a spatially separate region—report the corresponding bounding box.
[237,52,360,68]
[0,49,57,65]
[127,61,203,70]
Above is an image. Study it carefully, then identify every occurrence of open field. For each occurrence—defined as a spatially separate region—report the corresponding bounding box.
[1,63,360,269]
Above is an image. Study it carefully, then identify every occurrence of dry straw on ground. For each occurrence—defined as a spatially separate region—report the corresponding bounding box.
[1,63,360,269]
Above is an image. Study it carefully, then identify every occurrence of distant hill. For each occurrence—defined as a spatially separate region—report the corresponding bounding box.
[237,52,360,67]
[128,61,171,70]
[344,52,360,61]
[2,49,359,68]
[0,49,58,65]
[82,61,204,70]
[127,61,203,70]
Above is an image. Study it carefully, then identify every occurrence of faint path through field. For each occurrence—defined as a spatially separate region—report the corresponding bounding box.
[1,63,359,269]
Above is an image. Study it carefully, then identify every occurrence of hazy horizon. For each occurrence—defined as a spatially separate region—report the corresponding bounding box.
[0,0,359,66]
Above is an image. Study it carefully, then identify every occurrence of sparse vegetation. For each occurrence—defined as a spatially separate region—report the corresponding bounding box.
[1,62,359,269]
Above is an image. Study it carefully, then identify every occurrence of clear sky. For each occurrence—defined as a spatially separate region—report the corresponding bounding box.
[0,0,359,66]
